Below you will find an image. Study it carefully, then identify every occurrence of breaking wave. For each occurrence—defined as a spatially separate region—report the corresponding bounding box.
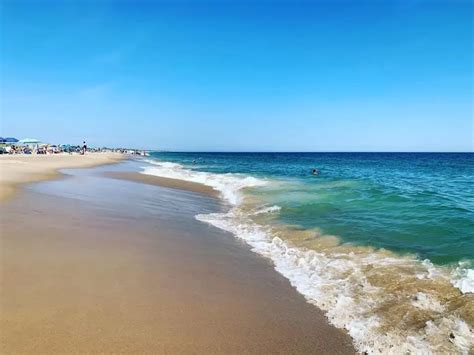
[141,159,474,354]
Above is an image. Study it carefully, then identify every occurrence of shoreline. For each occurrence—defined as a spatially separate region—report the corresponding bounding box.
[0,159,355,353]
[134,156,474,354]
[0,152,123,201]
[105,171,221,198]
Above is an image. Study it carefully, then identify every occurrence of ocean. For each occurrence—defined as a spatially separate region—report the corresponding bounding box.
[141,152,473,354]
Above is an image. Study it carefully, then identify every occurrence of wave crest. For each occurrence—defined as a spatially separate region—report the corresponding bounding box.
[141,160,267,205]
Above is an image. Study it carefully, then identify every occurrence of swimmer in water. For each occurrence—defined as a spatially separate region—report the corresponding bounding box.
[312,168,319,175]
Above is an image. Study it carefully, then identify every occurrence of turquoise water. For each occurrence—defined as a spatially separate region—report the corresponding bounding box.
[144,152,473,353]
[150,152,473,267]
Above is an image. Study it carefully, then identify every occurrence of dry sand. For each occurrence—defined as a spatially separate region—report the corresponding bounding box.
[0,153,123,201]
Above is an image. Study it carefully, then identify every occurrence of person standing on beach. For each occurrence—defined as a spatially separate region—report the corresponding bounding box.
[81,141,87,155]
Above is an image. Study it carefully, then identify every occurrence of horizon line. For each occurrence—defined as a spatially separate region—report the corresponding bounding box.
[147,150,474,154]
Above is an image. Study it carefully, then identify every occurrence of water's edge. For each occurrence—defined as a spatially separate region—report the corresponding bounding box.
[140,158,473,354]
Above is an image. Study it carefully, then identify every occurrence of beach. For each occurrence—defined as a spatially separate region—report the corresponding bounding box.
[0,156,355,353]
[0,153,123,201]
[3,0,472,352]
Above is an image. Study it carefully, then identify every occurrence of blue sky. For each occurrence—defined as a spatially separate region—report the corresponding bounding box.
[1,0,472,151]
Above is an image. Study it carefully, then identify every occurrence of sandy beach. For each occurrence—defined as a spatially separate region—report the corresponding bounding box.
[0,158,355,353]
[0,153,123,201]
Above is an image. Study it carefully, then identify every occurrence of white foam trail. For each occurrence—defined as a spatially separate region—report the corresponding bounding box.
[141,160,267,205]
[451,263,474,294]
[196,210,473,354]
[412,292,445,312]
[142,159,473,354]
[251,205,281,215]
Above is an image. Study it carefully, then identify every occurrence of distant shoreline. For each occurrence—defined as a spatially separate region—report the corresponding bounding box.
[149,151,474,153]
[0,152,123,201]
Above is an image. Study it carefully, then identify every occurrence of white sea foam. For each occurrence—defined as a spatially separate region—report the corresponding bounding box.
[141,160,267,205]
[451,263,474,294]
[142,159,474,354]
[196,210,473,354]
[251,205,282,215]
[412,292,445,312]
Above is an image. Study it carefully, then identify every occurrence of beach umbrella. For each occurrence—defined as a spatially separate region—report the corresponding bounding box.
[19,138,41,144]
[0,137,5,143]
[4,137,19,143]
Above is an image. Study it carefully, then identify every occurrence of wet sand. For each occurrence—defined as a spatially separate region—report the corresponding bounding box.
[0,164,355,353]
[106,171,220,198]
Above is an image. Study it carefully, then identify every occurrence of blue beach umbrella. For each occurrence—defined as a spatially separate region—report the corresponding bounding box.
[0,137,5,143]
[4,137,19,143]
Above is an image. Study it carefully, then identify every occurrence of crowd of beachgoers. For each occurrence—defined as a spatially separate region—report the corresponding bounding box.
[0,137,149,156]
